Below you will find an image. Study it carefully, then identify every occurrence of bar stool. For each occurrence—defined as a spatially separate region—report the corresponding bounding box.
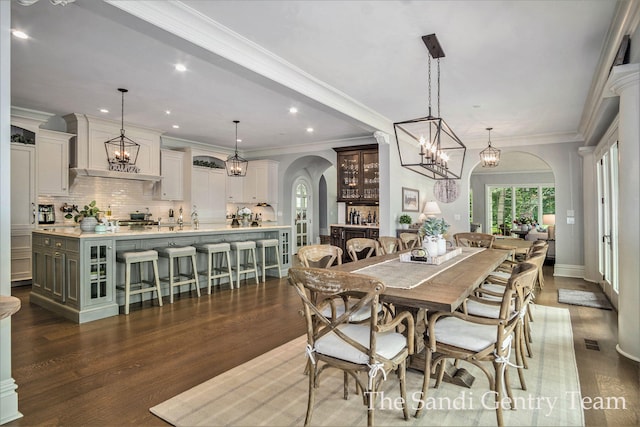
[116,249,163,315]
[155,245,200,303]
[256,238,282,282]
[230,241,259,288]
[195,242,233,293]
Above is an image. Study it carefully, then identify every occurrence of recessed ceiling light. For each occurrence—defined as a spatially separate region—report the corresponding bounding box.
[172,125,180,129]
[12,30,29,39]
[306,127,314,133]
[175,64,187,72]
[99,108,109,113]
[165,110,171,115]
[236,139,242,143]
[289,107,298,114]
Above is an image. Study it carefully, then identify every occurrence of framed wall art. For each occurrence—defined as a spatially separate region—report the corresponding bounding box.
[402,187,419,212]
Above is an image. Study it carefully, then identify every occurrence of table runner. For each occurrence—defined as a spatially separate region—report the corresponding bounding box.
[352,247,485,289]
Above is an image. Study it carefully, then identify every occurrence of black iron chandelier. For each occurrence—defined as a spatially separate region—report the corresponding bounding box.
[225,120,248,177]
[104,88,140,173]
[479,127,501,167]
[394,34,466,180]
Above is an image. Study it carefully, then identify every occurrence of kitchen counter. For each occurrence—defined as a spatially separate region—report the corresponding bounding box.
[329,223,379,229]
[31,224,292,323]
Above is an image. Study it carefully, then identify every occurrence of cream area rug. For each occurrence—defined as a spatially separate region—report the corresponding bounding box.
[150,306,584,427]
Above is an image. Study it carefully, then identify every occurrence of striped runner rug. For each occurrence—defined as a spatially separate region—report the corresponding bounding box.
[150,305,584,426]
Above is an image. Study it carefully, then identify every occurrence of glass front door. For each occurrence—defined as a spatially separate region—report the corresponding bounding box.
[597,142,619,308]
[295,182,310,253]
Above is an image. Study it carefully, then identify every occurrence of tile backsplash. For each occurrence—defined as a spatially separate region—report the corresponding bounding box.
[38,176,180,224]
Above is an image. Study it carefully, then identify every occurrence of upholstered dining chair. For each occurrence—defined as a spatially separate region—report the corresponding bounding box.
[346,238,379,262]
[289,267,414,427]
[417,262,538,427]
[399,232,420,249]
[453,232,495,248]
[377,236,402,255]
[297,244,343,268]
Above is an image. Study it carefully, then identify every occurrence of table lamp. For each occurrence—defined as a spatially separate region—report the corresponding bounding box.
[418,200,441,222]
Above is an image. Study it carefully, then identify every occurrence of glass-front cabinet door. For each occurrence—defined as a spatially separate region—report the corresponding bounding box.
[361,150,379,202]
[335,144,379,203]
[83,239,114,307]
[337,151,360,200]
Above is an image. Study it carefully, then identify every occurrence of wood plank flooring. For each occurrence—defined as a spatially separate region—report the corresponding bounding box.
[7,266,639,426]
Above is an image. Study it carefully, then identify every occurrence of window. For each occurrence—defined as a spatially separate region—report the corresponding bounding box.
[488,185,555,234]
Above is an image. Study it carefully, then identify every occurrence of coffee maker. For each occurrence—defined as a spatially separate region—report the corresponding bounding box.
[38,204,55,224]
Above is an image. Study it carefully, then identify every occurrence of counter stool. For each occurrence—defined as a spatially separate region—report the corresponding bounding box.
[155,245,200,303]
[256,239,282,282]
[230,241,259,288]
[116,249,163,315]
[195,242,233,293]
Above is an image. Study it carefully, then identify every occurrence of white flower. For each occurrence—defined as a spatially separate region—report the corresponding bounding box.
[239,207,252,216]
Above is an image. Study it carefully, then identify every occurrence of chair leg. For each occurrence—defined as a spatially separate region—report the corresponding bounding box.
[251,248,259,285]
[191,254,201,297]
[494,361,505,427]
[415,348,433,418]
[398,360,409,420]
[236,250,241,289]
[224,251,232,289]
[261,246,266,283]
[207,252,213,294]
[304,360,317,427]
[124,262,131,315]
[169,257,175,304]
[152,259,162,307]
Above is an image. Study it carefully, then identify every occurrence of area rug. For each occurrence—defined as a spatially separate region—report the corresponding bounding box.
[558,288,613,310]
[150,306,583,427]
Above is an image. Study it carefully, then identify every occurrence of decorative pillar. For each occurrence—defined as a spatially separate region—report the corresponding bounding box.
[577,146,599,282]
[605,63,640,362]
[373,131,391,236]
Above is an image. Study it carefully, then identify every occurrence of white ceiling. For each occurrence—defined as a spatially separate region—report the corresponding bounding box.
[10,0,619,154]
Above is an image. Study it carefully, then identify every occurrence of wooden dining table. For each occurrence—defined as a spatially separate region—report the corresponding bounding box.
[332,247,509,313]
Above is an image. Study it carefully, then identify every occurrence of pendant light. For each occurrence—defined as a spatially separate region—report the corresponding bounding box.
[225,120,248,177]
[104,88,140,173]
[479,127,501,167]
[394,34,466,180]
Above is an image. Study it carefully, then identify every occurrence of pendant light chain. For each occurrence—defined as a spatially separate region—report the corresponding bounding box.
[437,57,441,118]
[428,55,432,116]
[120,89,125,134]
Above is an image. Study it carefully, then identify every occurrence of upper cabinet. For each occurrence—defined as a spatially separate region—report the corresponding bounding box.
[334,144,379,203]
[154,149,184,201]
[63,113,161,179]
[225,159,279,204]
[37,129,73,196]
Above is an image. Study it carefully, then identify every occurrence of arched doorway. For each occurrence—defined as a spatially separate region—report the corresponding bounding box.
[293,178,312,253]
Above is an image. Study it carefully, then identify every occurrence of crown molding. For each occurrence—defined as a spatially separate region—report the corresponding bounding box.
[462,131,583,149]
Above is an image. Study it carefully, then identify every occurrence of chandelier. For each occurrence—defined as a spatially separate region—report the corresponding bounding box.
[479,127,500,167]
[394,34,466,180]
[225,120,248,177]
[104,88,140,173]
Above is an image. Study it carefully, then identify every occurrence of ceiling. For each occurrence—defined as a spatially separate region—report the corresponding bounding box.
[10,0,619,155]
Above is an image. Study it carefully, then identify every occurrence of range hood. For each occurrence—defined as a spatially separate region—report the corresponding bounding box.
[64,113,163,184]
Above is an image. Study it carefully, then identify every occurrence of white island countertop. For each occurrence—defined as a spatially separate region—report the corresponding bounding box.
[34,223,291,240]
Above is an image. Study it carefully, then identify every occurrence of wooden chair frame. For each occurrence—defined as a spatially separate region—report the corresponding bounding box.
[399,232,420,250]
[453,232,496,248]
[377,236,402,255]
[297,244,343,268]
[346,238,379,262]
[289,267,414,427]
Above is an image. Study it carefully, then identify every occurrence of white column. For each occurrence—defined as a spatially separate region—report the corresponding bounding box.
[373,131,391,236]
[605,63,640,362]
[0,1,23,424]
[577,146,599,282]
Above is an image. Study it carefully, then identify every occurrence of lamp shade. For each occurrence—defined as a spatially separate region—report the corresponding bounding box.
[424,200,441,216]
[543,214,556,225]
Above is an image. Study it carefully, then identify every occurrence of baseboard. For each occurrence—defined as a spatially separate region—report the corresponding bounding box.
[554,264,585,278]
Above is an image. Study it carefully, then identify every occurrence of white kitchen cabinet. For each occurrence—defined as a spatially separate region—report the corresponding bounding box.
[243,160,279,204]
[191,167,226,223]
[37,129,73,196]
[155,149,184,200]
[225,173,244,202]
[11,143,36,281]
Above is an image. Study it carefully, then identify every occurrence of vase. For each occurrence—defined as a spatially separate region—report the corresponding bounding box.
[400,223,409,229]
[241,217,250,227]
[79,216,97,232]
[437,235,447,256]
[422,236,439,257]
[521,224,528,232]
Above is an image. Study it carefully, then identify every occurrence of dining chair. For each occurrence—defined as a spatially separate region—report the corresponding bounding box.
[288,267,414,427]
[453,232,495,248]
[399,232,420,249]
[377,236,402,255]
[297,244,343,268]
[417,262,538,427]
[346,238,379,262]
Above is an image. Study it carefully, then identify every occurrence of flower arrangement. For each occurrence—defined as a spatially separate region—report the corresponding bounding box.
[514,214,535,226]
[419,217,450,238]
[238,207,252,219]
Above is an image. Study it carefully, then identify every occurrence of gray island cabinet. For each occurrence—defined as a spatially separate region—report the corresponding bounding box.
[31,224,292,323]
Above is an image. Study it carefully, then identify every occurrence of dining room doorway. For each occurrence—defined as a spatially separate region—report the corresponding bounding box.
[293,178,311,254]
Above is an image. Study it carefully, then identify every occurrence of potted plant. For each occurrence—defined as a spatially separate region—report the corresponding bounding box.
[74,200,101,232]
[399,214,412,229]
[419,217,451,256]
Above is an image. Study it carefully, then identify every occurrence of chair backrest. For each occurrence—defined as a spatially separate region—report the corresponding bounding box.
[288,267,384,363]
[346,238,378,262]
[297,245,343,268]
[454,232,495,248]
[377,236,402,255]
[505,262,538,314]
[399,232,420,249]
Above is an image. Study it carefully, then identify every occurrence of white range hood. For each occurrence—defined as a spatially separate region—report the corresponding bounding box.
[64,113,162,183]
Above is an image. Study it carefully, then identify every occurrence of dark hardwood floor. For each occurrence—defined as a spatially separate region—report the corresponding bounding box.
[7,266,639,426]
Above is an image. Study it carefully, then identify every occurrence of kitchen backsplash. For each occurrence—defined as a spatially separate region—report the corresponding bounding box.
[38,176,181,224]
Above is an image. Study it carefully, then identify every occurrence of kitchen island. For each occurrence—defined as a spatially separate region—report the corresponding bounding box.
[31,224,292,323]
